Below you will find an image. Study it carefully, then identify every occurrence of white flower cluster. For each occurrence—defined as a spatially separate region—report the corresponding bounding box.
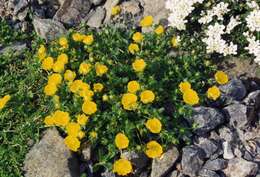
[246,9,260,32]
[199,2,230,24]
[202,23,237,56]
[165,0,204,30]
[244,32,260,65]
[246,0,259,10]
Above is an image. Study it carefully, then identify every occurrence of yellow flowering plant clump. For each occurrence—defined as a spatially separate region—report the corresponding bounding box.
[35,18,216,174]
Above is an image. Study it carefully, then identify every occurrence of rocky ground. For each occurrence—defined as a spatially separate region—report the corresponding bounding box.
[0,0,260,177]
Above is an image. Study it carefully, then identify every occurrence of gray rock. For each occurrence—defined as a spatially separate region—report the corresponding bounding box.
[81,143,91,161]
[197,138,221,159]
[189,107,226,135]
[121,0,141,16]
[23,128,80,177]
[86,7,106,28]
[199,169,220,177]
[33,18,66,41]
[223,141,235,160]
[219,126,236,142]
[103,0,120,23]
[90,0,104,6]
[243,90,260,108]
[54,0,92,26]
[122,151,148,169]
[13,0,28,15]
[181,145,206,177]
[203,159,228,171]
[224,158,258,177]
[151,146,179,177]
[141,0,170,31]
[0,42,27,54]
[224,103,254,129]
[220,79,247,101]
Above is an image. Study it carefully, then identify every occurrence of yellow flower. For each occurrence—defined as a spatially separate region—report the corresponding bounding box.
[78,131,85,139]
[102,94,109,101]
[140,16,153,27]
[171,36,180,48]
[90,131,98,139]
[121,93,138,110]
[140,90,155,104]
[132,32,143,43]
[132,59,146,72]
[115,133,129,149]
[145,141,163,158]
[38,45,46,61]
[128,43,139,54]
[183,89,199,106]
[53,110,70,127]
[59,37,68,48]
[72,33,83,42]
[66,122,81,137]
[77,114,89,126]
[42,57,54,71]
[64,70,76,82]
[44,115,54,126]
[95,63,108,76]
[93,83,104,92]
[207,86,221,100]
[179,81,191,93]
[111,5,121,16]
[83,35,94,45]
[145,118,162,133]
[82,101,97,115]
[154,25,164,35]
[0,95,11,110]
[64,135,80,152]
[79,63,91,75]
[53,61,65,73]
[44,83,57,96]
[215,71,229,85]
[69,80,83,93]
[113,159,133,176]
[127,81,140,93]
[57,53,69,64]
[48,73,63,85]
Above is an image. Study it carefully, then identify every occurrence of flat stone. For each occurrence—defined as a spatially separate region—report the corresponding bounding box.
[54,0,92,26]
[189,107,226,135]
[203,159,228,171]
[90,0,104,6]
[33,17,66,41]
[219,79,247,101]
[181,145,206,177]
[87,7,106,28]
[197,138,221,159]
[224,158,258,177]
[13,0,28,15]
[151,146,179,177]
[23,128,80,177]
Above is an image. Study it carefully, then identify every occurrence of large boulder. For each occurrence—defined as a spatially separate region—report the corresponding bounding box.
[33,17,66,41]
[23,128,80,177]
[189,107,226,135]
[219,79,247,101]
